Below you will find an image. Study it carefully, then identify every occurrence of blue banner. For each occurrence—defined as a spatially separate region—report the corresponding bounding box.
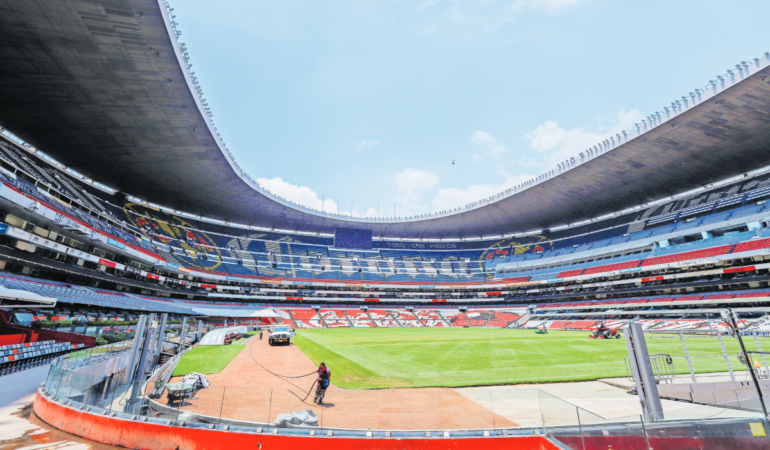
[106,238,127,250]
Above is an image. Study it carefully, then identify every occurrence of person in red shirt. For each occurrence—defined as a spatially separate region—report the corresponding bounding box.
[314,362,331,405]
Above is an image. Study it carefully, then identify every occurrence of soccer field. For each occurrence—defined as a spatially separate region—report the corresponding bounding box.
[293,328,631,389]
[294,327,766,390]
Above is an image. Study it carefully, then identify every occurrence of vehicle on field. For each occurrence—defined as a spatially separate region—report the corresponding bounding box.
[269,327,292,346]
[589,323,621,339]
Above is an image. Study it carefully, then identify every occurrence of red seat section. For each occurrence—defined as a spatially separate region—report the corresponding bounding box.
[674,295,704,302]
[466,310,491,327]
[500,276,530,283]
[486,311,521,328]
[344,310,375,327]
[320,310,350,328]
[733,238,770,254]
[564,321,596,330]
[705,294,737,300]
[443,311,469,327]
[413,310,447,327]
[625,299,649,304]
[557,269,584,278]
[736,291,770,298]
[390,310,422,327]
[648,297,676,303]
[368,310,400,327]
[641,245,733,267]
[582,260,641,275]
[289,309,324,328]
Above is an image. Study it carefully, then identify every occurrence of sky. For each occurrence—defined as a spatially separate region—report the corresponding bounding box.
[171,0,770,218]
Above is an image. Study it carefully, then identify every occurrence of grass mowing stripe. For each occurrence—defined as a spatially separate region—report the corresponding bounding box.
[172,345,244,377]
[295,328,632,389]
[292,334,407,389]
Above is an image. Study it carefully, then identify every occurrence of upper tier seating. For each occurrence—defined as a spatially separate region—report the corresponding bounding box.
[641,244,733,266]
[0,274,193,314]
[733,237,770,254]
[582,260,641,275]
[556,269,584,278]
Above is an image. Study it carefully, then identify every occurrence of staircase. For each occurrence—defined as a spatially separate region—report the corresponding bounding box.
[388,311,405,327]
[316,309,330,328]
[364,310,379,327]
[410,310,428,327]
[511,311,531,329]
[286,310,300,329]
[340,311,353,328]
[461,311,472,327]
[436,310,451,327]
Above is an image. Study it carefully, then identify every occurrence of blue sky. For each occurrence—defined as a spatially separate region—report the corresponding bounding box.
[172,0,770,218]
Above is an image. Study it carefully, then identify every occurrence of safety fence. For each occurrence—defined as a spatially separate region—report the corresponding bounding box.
[39,344,770,449]
[627,321,770,385]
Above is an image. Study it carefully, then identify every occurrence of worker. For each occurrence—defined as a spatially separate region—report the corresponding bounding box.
[259,329,263,340]
[314,362,331,405]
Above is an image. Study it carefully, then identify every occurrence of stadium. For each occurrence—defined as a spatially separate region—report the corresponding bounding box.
[1,1,770,449]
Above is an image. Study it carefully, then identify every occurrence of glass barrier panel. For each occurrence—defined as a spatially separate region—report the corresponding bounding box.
[577,409,648,450]
[78,374,97,407]
[538,389,581,428]
[644,414,770,450]
[107,376,132,414]
[489,389,539,430]
[84,374,112,410]
[45,362,64,396]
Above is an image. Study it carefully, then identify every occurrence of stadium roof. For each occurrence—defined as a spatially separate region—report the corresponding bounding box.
[2,1,770,239]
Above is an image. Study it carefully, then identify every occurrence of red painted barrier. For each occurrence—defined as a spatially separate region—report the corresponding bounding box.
[0,333,25,345]
[33,391,558,450]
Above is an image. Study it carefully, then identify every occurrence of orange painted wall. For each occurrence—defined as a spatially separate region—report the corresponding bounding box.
[33,391,558,450]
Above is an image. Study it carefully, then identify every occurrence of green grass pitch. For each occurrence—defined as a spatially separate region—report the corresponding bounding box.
[293,328,632,389]
[293,328,766,390]
[172,345,244,377]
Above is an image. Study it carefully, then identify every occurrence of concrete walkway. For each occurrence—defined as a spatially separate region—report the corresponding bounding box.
[456,380,764,427]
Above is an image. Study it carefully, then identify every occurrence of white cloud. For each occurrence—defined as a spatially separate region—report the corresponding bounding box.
[256,177,337,212]
[471,130,507,156]
[357,140,380,149]
[394,168,439,212]
[395,168,439,192]
[431,171,532,211]
[525,109,644,166]
[415,0,436,12]
[511,0,583,13]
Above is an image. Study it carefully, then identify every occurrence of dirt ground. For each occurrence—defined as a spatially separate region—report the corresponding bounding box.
[163,336,515,430]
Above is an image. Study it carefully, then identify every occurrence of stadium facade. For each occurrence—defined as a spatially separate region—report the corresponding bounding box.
[0,0,767,328]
